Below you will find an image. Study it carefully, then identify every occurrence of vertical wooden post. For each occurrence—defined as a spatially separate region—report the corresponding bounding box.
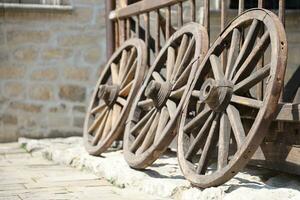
[279,0,286,101]
[221,0,227,71]
[258,0,265,8]
[279,0,286,27]
[126,19,131,39]
[177,2,183,28]
[204,0,210,43]
[190,0,196,22]
[238,0,244,14]
[257,0,265,101]
[136,15,140,38]
[156,10,161,56]
[105,0,116,60]
[166,6,171,40]
[145,12,150,65]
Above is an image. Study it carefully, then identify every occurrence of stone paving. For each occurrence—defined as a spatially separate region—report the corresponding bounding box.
[18,137,300,200]
[0,142,167,200]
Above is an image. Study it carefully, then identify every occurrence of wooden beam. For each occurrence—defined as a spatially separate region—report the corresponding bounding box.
[109,0,185,20]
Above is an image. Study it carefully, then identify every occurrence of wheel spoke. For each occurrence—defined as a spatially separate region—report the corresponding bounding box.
[166,99,177,119]
[130,110,157,152]
[231,94,263,109]
[172,60,193,90]
[136,112,160,154]
[185,112,215,160]
[217,113,231,170]
[225,28,241,79]
[118,50,128,82]
[88,107,108,134]
[152,71,165,83]
[234,64,270,94]
[183,106,211,133]
[90,101,106,114]
[171,34,189,81]
[173,36,195,81]
[166,47,175,81]
[111,63,119,84]
[232,31,270,84]
[92,110,109,145]
[192,90,200,98]
[209,54,224,80]
[137,99,154,110]
[120,59,137,89]
[229,19,261,80]
[116,97,126,106]
[170,85,186,99]
[100,110,112,142]
[154,106,169,144]
[112,104,122,127]
[226,105,246,149]
[119,80,133,97]
[130,108,155,135]
[196,114,220,174]
[120,48,137,83]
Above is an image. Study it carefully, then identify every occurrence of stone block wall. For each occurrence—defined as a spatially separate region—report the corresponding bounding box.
[0,1,106,142]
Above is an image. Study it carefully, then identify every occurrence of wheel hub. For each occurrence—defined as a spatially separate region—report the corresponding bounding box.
[199,78,233,112]
[145,80,172,109]
[98,84,119,107]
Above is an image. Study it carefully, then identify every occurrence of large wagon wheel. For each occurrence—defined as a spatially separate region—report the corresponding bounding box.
[178,9,287,188]
[123,23,209,168]
[84,39,147,155]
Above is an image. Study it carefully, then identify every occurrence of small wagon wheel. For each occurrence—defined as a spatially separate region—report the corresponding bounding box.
[123,23,209,168]
[84,39,147,155]
[177,9,287,188]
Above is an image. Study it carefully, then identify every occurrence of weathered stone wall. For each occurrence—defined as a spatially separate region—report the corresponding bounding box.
[0,1,106,142]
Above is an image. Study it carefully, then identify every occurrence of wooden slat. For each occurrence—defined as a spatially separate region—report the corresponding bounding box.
[136,14,140,37]
[177,2,183,28]
[190,0,195,22]
[165,6,171,40]
[275,103,300,122]
[238,0,244,14]
[145,12,150,64]
[109,0,186,20]
[155,9,161,56]
[279,0,286,26]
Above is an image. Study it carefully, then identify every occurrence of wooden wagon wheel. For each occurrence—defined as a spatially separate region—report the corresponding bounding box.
[83,39,147,155]
[123,23,209,168]
[177,9,287,188]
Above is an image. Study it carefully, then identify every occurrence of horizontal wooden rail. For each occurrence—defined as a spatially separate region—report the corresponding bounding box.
[109,0,186,20]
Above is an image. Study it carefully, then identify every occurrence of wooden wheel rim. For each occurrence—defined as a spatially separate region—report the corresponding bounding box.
[124,23,209,168]
[84,39,147,155]
[178,9,287,188]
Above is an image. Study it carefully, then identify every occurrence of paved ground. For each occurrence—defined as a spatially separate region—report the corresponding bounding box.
[19,137,300,200]
[0,142,166,200]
